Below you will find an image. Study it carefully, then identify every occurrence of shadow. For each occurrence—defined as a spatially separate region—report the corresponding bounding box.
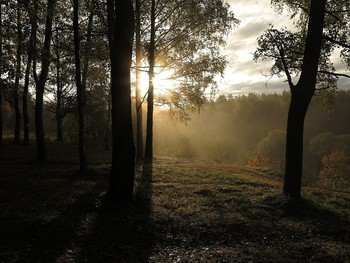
[75,162,156,263]
[0,181,106,263]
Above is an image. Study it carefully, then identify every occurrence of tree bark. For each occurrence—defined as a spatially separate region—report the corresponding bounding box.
[135,0,144,162]
[0,2,3,145]
[104,87,111,151]
[13,3,22,144]
[144,0,156,162]
[33,0,56,162]
[73,0,87,171]
[283,0,326,200]
[55,21,63,142]
[23,45,32,145]
[106,0,135,201]
[23,0,36,145]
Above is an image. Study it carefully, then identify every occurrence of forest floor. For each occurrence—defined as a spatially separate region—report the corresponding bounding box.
[0,140,349,263]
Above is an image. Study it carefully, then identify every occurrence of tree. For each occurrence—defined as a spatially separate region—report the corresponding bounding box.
[135,0,144,162]
[13,0,22,144]
[33,0,57,162]
[48,13,76,142]
[144,0,156,161]
[254,0,350,200]
[73,0,88,171]
[106,0,135,201]
[22,0,35,145]
[0,1,3,145]
[143,0,238,160]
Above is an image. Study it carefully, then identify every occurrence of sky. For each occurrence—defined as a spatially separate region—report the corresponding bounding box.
[218,0,350,97]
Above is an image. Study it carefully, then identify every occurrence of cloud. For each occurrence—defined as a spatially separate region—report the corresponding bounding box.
[221,0,296,95]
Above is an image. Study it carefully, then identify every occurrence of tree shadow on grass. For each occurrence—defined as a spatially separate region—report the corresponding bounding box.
[75,161,155,263]
[0,180,105,263]
[185,192,350,262]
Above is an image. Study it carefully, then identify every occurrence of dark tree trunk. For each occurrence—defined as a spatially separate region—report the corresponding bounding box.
[73,0,87,171]
[56,88,63,142]
[55,22,63,142]
[23,1,35,146]
[33,0,56,162]
[106,0,135,201]
[13,4,22,144]
[0,3,3,145]
[35,86,46,161]
[283,0,326,200]
[81,2,93,89]
[144,0,156,162]
[104,87,111,151]
[23,47,32,145]
[135,0,144,163]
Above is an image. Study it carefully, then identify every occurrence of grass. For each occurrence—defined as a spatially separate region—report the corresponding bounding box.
[0,141,349,262]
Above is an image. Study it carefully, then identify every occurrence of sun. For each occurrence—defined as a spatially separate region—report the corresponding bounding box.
[138,68,175,96]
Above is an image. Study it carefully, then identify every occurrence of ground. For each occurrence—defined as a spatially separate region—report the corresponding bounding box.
[0,141,349,262]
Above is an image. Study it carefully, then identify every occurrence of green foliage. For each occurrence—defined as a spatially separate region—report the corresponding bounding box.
[253,26,305,79]
[141,0,239,120]
[308,132,338,156]
[255,130,286,174]
[255,0,350,107]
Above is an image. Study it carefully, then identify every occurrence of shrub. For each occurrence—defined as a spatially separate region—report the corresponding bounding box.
[317,151,350,191]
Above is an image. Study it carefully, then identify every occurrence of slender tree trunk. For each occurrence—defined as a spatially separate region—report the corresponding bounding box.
[0,1,3,145]
[104,87,111,151]
[135,0,144,162]
[73,0,87,171]
[283,0,326,200]
[13,3,22,144]
[81,2,93,89]
[23,2,35,145]
[33,0,56,162]
[144,0,156,162]
[106,0,135,201]
[55,22,63,142]
[23,47,32,145]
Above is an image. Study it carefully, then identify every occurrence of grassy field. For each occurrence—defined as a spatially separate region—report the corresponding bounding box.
[0,141,349,262]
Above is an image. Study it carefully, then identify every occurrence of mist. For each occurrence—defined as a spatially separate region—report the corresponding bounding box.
[152,90,350,185]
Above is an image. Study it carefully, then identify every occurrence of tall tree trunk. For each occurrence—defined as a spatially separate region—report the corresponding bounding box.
[13,3,22,144]
[106,0,135,201]
[81,2,93,89]
[144,0,156,162]
[73,0,87,171]
[135,0,144,162]
[0,1,3,145]
[55,22,63,142]
[104,87,111,151]
[23,1,35,145]
[23,46,32,145]
[283,0,326,200]
[33,0,56,162]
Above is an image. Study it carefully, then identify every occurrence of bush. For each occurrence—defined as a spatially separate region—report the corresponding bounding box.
[317,151,350,191]
[249,130,285,174]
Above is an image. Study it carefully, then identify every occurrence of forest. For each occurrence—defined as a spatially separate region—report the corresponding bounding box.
[0,0,350,262]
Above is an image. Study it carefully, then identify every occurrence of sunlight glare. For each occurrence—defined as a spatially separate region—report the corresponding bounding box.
[138,68,175,96]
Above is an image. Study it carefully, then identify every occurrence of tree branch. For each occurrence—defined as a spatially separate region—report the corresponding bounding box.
[323,35,350,49]
[318,70,350,79]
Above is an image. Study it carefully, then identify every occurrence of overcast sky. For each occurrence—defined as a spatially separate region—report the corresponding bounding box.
[218,0,350,97]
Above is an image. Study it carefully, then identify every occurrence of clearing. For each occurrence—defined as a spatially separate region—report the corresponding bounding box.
[0,141,349,262]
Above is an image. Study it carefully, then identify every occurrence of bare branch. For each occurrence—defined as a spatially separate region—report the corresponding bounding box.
[318,70,350,79]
